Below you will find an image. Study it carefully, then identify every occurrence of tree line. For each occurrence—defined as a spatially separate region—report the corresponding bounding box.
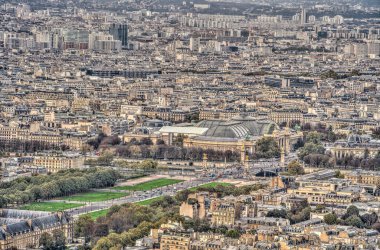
[75,183,265,250]
[0,168,120,208]
[324,205,379,231]
[297,130,380,170]
[85,133,280,163]
[0,139,70,153]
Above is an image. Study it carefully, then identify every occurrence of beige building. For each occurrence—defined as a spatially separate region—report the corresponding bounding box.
[33,155,84,173]
[288,179,360,205]
[0,210,73,250]
[0,126,85,150]
[319,226,379,247]
[210,200,241,227]
[179,193,207,220]
[269,109,305,126]
[345,170,380,186]
[183,116,302,156]
[330,134,380,159]
[160,235,190,250]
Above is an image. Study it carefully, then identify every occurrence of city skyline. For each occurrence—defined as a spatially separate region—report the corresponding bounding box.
[0,0,379,249]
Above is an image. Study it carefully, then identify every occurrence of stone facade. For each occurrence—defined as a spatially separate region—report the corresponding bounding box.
[179,193,207,220]
[0,209,73,250]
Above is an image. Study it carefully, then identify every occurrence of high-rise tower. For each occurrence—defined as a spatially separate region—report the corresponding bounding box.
[109,23,128,48]
[300,8,307,24]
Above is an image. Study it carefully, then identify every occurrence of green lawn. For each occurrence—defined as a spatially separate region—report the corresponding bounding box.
[61,192,128,202]
[113,178,183,191]
[136,197,163,206]
[189,182,232,191]
[88,209,109,220]
[21,202,84,212]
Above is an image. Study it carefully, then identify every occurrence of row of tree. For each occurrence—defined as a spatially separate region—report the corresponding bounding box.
[0,140,69,153]
[175,183,265,202]
[297,130,380,170]
[87,135,280,163]
[324,205,380,231]
[0,168,120,208]
[301,123,346,142]
[336,153,380,171]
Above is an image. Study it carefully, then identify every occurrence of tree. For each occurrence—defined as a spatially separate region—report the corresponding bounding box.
[306,131,322,144]
[321,69,338,79]
[0,169,120,208]
[360,213,378,228]
[175,190,191,202]
[97,151,114,165]
[287,160,305,175]
[371,127,380,139]
[173,134,185,147]
[108,205,121,216]
[214,225,228,234]
[75,215,95,244]
[335,170,344,178]
[350,69,361,76]
[87,133,106,149]
[344,215,364,228]
[324,213,338,225]
[225,229,240,238]
[298,142,325,160]
[364,148,370,159]
[293,138,304,150]
[39,232,54,250]
[343,205,360,219]
[266,209,287,219]
[156,139,165,145]
[52,229,66,250]
[140,138,153,145]
[255,137,280,159]
[100,136,121,147]
[289,206,311,224]
[372,222,380,232]
[94,223,110,237]
[139,160,158,170]
[315,204,326,212]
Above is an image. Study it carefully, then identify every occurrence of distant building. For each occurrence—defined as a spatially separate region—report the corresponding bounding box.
[33,154,84,173]
[330,134,380,159]
[0,209,73,250]
[345,170,380,186]
[179,193,208,220]
[160,234,190,250]
[109,23,128,48]
[300,8,307,24]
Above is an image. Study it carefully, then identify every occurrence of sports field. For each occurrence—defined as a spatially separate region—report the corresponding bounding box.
[113,178,183,191]
[21,202,84,212]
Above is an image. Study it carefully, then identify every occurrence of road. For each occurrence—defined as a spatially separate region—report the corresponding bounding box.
[66,153,296,217]
[66,177,211,217]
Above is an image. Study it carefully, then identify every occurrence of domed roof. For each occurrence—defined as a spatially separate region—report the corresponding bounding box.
[196,116,278,139]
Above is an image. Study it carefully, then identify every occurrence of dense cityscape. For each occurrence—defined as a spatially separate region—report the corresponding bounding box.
[0,0,379,249]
